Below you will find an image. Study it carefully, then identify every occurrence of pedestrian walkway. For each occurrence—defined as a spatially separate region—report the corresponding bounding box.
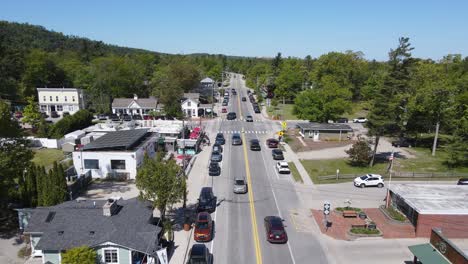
[282,143,314,186]
[311,209,367,240]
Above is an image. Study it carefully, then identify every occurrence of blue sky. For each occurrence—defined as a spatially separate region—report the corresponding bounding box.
[1,0,467,60]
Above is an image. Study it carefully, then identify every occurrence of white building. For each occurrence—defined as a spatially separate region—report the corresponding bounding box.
[181,93,200,117]
[111,94,162,116]
[37,88,85,116]
[72,129,156,179]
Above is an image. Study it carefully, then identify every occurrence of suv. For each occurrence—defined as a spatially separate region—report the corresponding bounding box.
[272,149,284,160]
[233,177,248,194]
[194,212,213,242]
[457,178,468,185]
[354,174,384,188]
[250,139,261,151]
[353,117,368,123]
[197,187,217,213]
[187,244,212,264]
[227,112,237,120]
[208,162,221,176]
[276,161,290,174]
[232,133,242,145]
[215,133,225,145]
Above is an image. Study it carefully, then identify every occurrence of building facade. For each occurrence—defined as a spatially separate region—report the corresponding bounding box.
[111,94,161,116]
[297,122,353,142]
[37,88,85,116]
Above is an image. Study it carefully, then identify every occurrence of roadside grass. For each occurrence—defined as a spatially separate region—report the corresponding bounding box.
[301,147,467,184]
[32,149,65,169]
[267,104,299,120]
[288,162,303,183]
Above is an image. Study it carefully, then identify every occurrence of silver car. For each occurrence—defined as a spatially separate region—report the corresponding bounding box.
[233,178,247,194]
[232,133,242,145]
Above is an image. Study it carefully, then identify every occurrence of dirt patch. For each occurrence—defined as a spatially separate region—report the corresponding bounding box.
[287,129,353,152]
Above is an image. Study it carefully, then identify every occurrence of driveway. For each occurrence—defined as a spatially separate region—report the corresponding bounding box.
[79,181,139,200]
[0,236,26,264]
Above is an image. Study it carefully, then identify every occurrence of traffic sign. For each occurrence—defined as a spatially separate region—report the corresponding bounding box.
[323,201,331,215]
[324,209,330,215]
[281,121,287,130]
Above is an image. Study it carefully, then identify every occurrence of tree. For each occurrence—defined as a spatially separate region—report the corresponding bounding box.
[0,100,21,137]
[274,60,303,102]
[22,96,43,129]
[18,164,38,207]
[345,140,373,166]
[271,52,282,76]
[136,154,185,222]
[61,246,97,264]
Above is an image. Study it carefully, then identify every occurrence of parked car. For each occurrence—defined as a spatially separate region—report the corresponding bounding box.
[354,174,384,188]
[457,178,468,185]
[210,151,222,162]
[276,161,290,174]
[213,144,223,153]
[232,133,242,145]
[266,138,279,148]
[40,112,49,119]
[186,244,213,264]
[245,115,253,122]
[272,149,284,160]
[353,117,368,123]
[222,101,228,106]
[391,138,414,148]
[208,162,221,176]
[215,133,225,145]
[222,108,227,113]
[194,212,213,242]
[14,111,23,119]
[143,115,154,120]
[242,97,247,101]
[254,107,261,114]
[336,117,348,123]
[109,114,120,121]
[233,177,248,194]
[264,216,288,243]
[97,114,107,120]
[227,112,237,120]
[50,111,59,118]
[132,115,142,120]
[121,114,132,121]
[197,187,217,213]
[250,139,261,151]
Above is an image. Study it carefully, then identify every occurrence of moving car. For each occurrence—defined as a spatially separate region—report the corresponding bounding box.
[222,101,228,106]
[250,139,261,151]
[245,115,253,122]
[194,212,213,242]
[222,108,227,113]
[215,133,225,145]
[264,216,288,243]
[266,138,279,148]
[254,107,261,113]
[242,97,247,101]
[457,178,468,185]
[354,174,384,188]
[232,133,242,145]
[212,144,223,153]
[210,151,222,162]
[276,161,290,174]
[197,187,217,213]
[233,177,248,194]
[272,149,284,160]
[353,117,368,123]
[208,162,221,176]
[227,112,236,120]
[187,244,212,264]
[391,138,414,148]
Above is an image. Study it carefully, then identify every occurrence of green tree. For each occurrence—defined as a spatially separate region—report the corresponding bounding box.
[345,140,373,166]
[22,96,43,129]
[0,100,21,137]
[136,154,185,222]
[274,60,304,102]
[18,164,38,207]
[61,246,97,264]
[271,52,282,76]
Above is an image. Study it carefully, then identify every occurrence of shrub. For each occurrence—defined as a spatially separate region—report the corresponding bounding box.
[386,206,407,222]
[350,227,380,235]
[48,110,93,138]
[335,207,362,212]
[345,140,372,166]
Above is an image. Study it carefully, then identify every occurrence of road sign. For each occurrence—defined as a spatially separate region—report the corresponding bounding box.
[281,121,287,130]
[323,201,331,215]
[324,209,330,215]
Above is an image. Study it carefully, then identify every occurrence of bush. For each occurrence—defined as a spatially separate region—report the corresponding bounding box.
[350,227,380,235]
[345,140,372,166]
[385,206,407,222]
[335,207,362,212]
[48,110,93,138]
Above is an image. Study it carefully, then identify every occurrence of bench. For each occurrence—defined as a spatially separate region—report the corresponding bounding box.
[351,224,367,229]
[342,210,358,218]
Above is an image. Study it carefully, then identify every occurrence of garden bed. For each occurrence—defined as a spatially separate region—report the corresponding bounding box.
[348,227,382,238]
[379,205,411,224]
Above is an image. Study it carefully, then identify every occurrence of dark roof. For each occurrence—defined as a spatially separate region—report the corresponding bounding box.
[24,198,161,255]
[296,122,353,132]
[82,129,150,151]
[112,97,158,108]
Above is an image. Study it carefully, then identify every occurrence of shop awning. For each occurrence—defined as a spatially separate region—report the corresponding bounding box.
[408,244,451,264]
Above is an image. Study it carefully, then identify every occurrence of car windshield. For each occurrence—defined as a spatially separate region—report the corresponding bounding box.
[273,150,282,154]
[360,176,368,180]
[196,222,209,229]
[210,163,218,169]
[188,257,206,264]
[235,180,245,185]
[281,165,289,168]
[216,134,223,138]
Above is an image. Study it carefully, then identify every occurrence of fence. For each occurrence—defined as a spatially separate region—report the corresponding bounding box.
[67,171,92,199]
[318,172,468,181]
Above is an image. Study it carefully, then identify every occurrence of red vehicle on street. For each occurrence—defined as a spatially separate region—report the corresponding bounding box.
[222,108,227,113]
[266,138,279,148]
[264,216,288,243]
[194,212,213,242]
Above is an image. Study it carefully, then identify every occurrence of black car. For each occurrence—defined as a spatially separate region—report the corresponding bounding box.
[242,97,247,101]
[97,114,107,120]
[213,144,223,153]
[272,149,284,160]
[215,133,225,145]
[457,178,468,185]
[391,138,414,148]
[210,151,222,162]
[208,162,221,176]
[250,139,261,151]
[121,114,132,121]
[187,244,213,264]
[132,115,142,120]
[50,111,59,118]
[254,107,261,113]
[197,187,217,213]
[336,117,348,123]
[109,114,120,121]
[227,112,237,120]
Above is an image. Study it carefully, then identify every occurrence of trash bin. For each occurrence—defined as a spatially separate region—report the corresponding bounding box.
[367,223,376,230]
[358,212,367,219]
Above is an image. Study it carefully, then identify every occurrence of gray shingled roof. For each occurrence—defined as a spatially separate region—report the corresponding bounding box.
[24,198,161,254]
[112,97,158,108]
[82,129,149,151]
[297,122,353,131]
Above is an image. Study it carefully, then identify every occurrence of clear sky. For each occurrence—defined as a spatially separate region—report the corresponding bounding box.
[1,0,467,60]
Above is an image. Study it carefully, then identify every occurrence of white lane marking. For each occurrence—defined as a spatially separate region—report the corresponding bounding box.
[256,134,297,264]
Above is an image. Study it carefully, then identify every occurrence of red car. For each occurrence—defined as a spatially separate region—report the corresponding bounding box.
[14,111,23,119]
[266,138,279,148]
[194,212,213,242]
[222,108,227,113]
[264,216,288,243]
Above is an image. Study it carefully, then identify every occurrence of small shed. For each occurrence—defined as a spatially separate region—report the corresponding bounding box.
[61,142,76,153]
[296,122,353,142]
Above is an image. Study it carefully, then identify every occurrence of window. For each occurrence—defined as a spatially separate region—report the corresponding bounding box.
[72,96,76,102]
[111,160,126,170]
[43,96,46,102]
[84,159,99,169]
[40,105,47,112]
[56,96,59,101]
[50,96,53,101]
[104,249,118,263]
[64,96,67,102]
[187,101,191,107]
[56,105,63,111]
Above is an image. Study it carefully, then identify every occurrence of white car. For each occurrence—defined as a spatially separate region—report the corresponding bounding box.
[276,161,291,174]
[354,174,384,188]
[353,117,368,123]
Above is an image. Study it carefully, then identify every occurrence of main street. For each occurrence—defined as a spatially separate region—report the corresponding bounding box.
[205,74,329,264]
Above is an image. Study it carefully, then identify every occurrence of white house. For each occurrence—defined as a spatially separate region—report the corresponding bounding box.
[181,93,200,117]
[37,88,85,116]
[72,129,157,179]
[111,94,162,116]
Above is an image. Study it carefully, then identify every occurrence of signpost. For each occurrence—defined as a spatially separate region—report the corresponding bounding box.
[323,201,331,231]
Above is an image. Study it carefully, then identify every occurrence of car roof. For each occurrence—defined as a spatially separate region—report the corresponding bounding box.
[265,216,283,228]
[366,174,382,178]
[190,244,206,256]
[272,149,282,153]
[197,212,210,221]
[251,139,259,143]
[278,161,288,166]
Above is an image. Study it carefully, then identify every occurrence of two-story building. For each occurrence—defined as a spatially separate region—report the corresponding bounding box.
[37,88,86,116]
[181,93,212,117]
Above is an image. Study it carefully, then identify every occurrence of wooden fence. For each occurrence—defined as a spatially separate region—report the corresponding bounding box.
[318,172,468,181]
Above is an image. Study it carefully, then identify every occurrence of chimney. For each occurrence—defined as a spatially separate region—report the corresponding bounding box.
[103,199,118,216]
[133,94,138,100]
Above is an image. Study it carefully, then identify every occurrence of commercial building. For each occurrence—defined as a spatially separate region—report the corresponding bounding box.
[111,94,162,117]
[296,122,353,142]
[37,88,86,116]
[72,129,157,179]
[388,184,468,238]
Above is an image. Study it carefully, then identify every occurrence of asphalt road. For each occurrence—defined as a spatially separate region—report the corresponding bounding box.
[206,74,328,264]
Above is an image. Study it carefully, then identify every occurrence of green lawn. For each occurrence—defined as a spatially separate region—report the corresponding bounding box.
[267,104,299,120]
[288,162,303,183]
[32,149,65,169]
[398,147,468,173]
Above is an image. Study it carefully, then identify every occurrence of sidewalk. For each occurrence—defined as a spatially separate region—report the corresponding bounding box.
[282,143,314,186]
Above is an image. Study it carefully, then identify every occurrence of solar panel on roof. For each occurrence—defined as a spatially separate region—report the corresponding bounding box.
[83,129,149,151]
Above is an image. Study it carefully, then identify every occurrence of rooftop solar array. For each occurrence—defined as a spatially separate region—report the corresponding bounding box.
[82,129,149,151]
